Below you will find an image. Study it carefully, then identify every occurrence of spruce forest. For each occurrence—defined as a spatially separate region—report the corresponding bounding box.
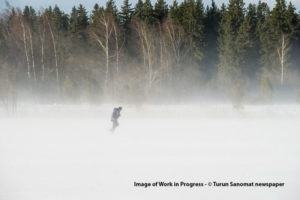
[0,0,299,106]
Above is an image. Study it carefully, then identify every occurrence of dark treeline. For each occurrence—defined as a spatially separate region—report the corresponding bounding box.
[0,0,300,106]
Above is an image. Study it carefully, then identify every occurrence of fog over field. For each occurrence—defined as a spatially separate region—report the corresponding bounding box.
[1,0,300,199]
[0,104,299,200]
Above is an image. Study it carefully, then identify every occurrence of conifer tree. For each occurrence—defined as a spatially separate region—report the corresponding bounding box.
[23,6,36,30]
[49,5,68,32]
[143,0,154,24]
[218,0,245,85]
[106,0,118,20]
[260,0,292,84]
[256,0,270,76]
[220,3,226,17]
[90,4,104,26]
[77,4,88,40]
[134,0,144,20]
[203,0,221,78]
[120,0,133,31]
[69,6,78,38]
[285,2,298,37]
[169,0,179,20]
[154,0,168,23]
[177,0,205,63]
[193,0,205,61]
[236,3,259,79]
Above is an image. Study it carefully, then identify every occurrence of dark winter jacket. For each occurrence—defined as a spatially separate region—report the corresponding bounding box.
[111,108,121,121]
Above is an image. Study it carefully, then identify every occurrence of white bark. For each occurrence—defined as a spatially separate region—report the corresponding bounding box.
[20,17,31,80]
[165,19,184,65]
[135,21,157,92]
[277,34,290,85]
[46,16,60,94]
[39,16,46,81]
[113,23,119,75]
[91,12,113,93]
[163,18,186,83]
[28,28,36,82]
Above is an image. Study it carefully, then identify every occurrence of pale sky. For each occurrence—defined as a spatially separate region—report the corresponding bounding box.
[1,0,299,13]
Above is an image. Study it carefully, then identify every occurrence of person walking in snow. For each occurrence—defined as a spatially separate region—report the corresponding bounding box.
[111,106,122,132]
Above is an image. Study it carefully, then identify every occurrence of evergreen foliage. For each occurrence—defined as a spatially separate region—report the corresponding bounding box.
[0,0,299,104]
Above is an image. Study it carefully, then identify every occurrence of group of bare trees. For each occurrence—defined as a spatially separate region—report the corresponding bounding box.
[0,0,299,106]
[88,8,190,100]
[1,6,66,101]
[90,11,121,95]
[131,16,194,95]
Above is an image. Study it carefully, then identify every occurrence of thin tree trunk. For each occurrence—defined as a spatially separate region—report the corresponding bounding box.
[41,36,45,81]
[47,16,60,95]
[105,23,109,93]
[162,33,170,81]
[91,13,113,95]
[113,24,119,76]
[137,21,156,92]
[140,32,146,71]
[20,18,31,80]
[281,34,284,85]
[112,23,120,98]
[29,28,36,82]
[40,18,46,81]
[277,33,289,85]
[143,30,152,90]
[136,22,146,72]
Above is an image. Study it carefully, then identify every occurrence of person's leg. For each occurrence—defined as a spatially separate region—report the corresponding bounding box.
[112,120,118,131]
[111,120,115,131]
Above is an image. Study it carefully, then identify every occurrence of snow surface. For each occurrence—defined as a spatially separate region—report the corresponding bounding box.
[0,104,299,200]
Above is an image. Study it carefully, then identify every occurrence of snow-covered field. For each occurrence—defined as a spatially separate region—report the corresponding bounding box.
[0,104,299,200]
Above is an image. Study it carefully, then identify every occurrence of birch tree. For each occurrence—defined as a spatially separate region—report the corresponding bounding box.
[133,18,159,93]
[19,13,31,80]
[28,26,36,81]
[90,10,114,93]
[45,14,60,95]
[38,13,46,81]
[163,17,186,78]
[277,33,290,85]
[112,20,125,95]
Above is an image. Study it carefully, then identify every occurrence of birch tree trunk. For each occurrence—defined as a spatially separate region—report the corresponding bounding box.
[143,26,154,91]
[134,20,157,93]
[113,23,119,76]
[90,12,113,94]
[28,28,36,82]
[105,24,109,92]
[159,24,163,88]
[277,33,290,85]
[163,18,186,82]
[20,17,31,80]
[136,23,146,72]
[46,16,60,95]
[39,16,46,81]
[165,18,184,65]
[112,22,124,97]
